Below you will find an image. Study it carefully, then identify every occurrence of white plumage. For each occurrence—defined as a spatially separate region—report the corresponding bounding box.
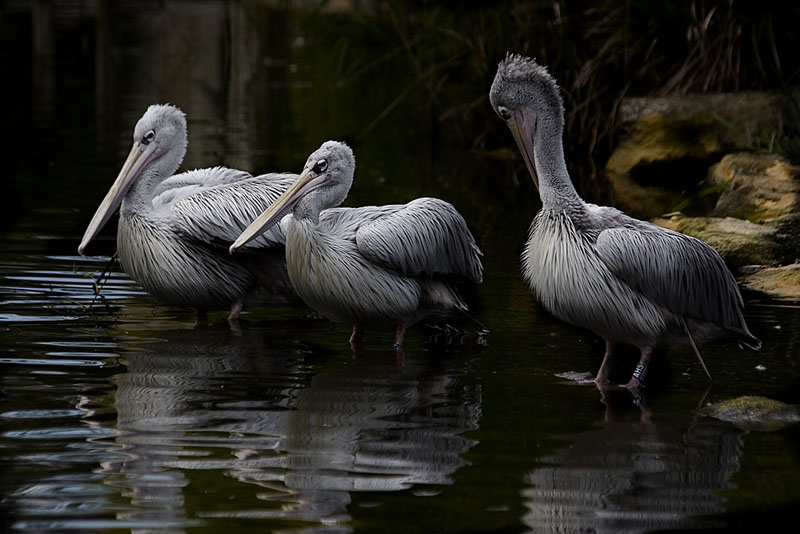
[490,54,759,388]
[78,104,297,320]
[231,141,483,348]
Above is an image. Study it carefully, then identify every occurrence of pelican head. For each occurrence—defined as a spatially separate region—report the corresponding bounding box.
[230,141,355,254]
[489,54,565,190]
[78,104,188,254]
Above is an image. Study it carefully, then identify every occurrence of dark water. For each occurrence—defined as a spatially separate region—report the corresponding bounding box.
[2,3,800,533]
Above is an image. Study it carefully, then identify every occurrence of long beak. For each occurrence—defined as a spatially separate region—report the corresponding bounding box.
[229,168,327,254]
[78,141,160,255]
[507,108,539,190]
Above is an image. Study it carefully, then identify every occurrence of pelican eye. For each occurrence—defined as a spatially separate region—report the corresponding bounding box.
[142,130,156,144]
[312,159,328,175]
[497,105,512,121]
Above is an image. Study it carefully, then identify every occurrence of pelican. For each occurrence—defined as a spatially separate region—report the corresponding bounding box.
[78,104,297,321]
[489,54,760,388]
[230,141,483,348]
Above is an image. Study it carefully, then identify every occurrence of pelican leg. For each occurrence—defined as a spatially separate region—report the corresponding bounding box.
[194,309,209,327]
[394,326,406,350]
[349,326,364,349]
[594,340,616,387]
[624,345,653,390]
[228,299,244,322]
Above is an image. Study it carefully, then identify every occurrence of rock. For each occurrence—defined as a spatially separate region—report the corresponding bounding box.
[740,264,800,301]
[651,155,800,297]
[606,91,789,219]
[708,153,800,222]
[606,93,800,299]
[707,152,800,263]
[700,395,800,431]
[652,213,779,269]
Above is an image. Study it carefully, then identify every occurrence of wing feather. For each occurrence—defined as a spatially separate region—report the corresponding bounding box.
[353,198,483,282]
[152,166,253,204]
[319,205,401,239]
[168,172,297,249]
[595,225,745,330]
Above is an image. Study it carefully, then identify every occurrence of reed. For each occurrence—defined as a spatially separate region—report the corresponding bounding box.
[306,0,799,199]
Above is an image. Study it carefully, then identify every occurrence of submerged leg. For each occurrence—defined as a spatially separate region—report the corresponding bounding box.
[228,299,244,322]
[595,340,616,387]
[349,326,364,349]
[394,326,406,350]
[624,345,653,390]
[194,309,209,327]
[227,299,244,331]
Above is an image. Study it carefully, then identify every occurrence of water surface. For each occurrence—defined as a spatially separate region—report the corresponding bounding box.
[2,3,800,533]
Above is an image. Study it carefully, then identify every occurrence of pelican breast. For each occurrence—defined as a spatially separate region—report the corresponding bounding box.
[522,209,667,346]
[118,213,254,310]
[283,217,421,330]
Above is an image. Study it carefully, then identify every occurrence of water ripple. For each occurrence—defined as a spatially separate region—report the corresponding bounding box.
[0,357,108,367]
[4,427,117,440]
[1,409,86,419]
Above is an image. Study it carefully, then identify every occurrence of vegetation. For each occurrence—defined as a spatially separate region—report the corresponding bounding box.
[303,0,800,197]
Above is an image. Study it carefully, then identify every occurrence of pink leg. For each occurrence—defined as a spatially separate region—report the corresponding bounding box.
[228,299,244,321]
[594,340,615,387]
[624,345,653,390]
[349,326,364,349]
[227,300,244,331]
[394,326,406,349]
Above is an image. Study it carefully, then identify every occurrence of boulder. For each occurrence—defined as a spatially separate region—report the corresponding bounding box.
[652,213,779,269]
[740,264,800,301]
[606,92,800,300]
[607,91,789,219]
[708,152,800,222]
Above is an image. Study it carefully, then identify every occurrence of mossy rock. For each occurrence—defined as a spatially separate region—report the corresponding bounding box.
[652,213,779,269]
[607,92,787,219]
[709,153,800,222]
[700,395,800,431]
[740,264,800,301]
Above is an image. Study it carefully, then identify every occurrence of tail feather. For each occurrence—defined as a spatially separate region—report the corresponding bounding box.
[727,325,762,350]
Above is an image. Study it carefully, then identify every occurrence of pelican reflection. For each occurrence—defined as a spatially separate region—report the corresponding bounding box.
[521,389,744,533]
[99,327,481,531]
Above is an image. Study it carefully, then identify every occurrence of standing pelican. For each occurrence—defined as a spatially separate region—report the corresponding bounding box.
[489,54,760,388]
[78,104,297,321]
[230,141,483,348]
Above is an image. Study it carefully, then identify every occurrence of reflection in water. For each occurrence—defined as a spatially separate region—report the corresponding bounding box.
[102,326,308,533]
[4,2,800,532]
[279,354,479,523]
[0,255,141,324]
[0,254,127,533]
[522,389,743,533]
[103,327,480,532]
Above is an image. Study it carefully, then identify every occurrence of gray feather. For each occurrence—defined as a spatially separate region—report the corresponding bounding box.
[595,226,750,338]
[354,198,483,283]
[263,141,484,337]
[170,172,297,249]
[490,53,761,376]
[80,104,297,315]
[153,166,252,201]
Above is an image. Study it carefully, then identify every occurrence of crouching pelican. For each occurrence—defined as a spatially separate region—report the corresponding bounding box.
[78,104,297,321]
[489,54,760,389]
[230,141,483,348]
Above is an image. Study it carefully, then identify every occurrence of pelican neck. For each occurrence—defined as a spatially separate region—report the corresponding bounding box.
[120,161,176,217]
[533,128,582,210]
